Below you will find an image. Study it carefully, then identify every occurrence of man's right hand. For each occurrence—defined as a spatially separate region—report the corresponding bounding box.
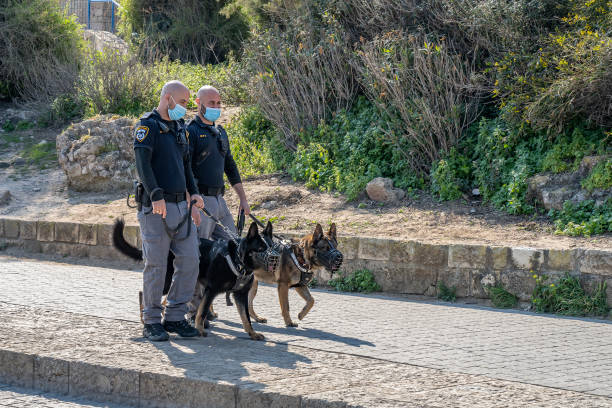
[152,199,167,218]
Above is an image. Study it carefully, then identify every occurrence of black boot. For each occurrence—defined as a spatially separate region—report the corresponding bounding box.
[162,319,199,337]
[143,323,169,342]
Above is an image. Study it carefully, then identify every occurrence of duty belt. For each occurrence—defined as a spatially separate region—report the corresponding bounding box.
[163,192,187,203]
[199,185,225,196]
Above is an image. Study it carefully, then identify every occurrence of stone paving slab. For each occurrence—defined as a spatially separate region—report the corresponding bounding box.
[0,383,130,407]
[2,303,612,407]
[1,255,612,406]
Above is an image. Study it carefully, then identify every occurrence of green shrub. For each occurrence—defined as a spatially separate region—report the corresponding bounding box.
[437,282,456,302]
[0,0,85,101]
[119,0,250,64]
[78,49,161,117]
[487,285,518,309]
[226,106,292,176]
[532,273,609,317]
[582,158,612,192]
[549,199,612,237]
[328,269,381,293]
[541,127,608,173]
[287,97,421,200]
[430,148,471,201]
[471,117,547,214]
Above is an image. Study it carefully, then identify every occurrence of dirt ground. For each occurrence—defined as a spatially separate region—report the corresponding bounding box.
[0,110,610,251]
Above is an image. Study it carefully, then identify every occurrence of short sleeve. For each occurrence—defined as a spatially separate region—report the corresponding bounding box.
[133,119,155,151]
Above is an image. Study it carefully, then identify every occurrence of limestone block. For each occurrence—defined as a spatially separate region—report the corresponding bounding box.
[34,356,69,394]
[578,250,612,276]
[471,270,500,298]
[545,249,573,272]
[336,236,359,260]
[500,269,536,301]
[19,220,36,240]
[410,242,448,268]
[0,350,33,388]
[388,240,415,264]
[367,260,404,293]
[448,245,487,269]
[511,247,543,271]
[69,362,139,406]
[140,373,236,408]
[37,221,55,241]
[55,222,79,243]
[437,268,471,297]
[23,240,42,253]
[302,397,348,408]
[79,223,98,245]
[358,237,390,261]
[0,219,4,237]
[365,177,405,202]
[237,388,300,408]
[490,247,509,270]
[97,224,114,246]
[404,266,438,295]
[123,225,140,248]
[89,245,123,260]
[4,219,19,238]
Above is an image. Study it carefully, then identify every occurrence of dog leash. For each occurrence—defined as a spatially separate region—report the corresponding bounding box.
[161,199,197,241]
[200,207,241,244]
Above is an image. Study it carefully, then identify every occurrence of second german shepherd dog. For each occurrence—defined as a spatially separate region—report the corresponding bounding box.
[249,222,341,327]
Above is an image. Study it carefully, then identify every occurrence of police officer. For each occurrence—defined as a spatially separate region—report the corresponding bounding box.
[188,85,250,239]
[186,85,250,314]
[134,80,205,341]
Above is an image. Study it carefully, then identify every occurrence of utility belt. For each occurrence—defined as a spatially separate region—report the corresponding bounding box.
[198,185,225,197]
[128,181,186,211]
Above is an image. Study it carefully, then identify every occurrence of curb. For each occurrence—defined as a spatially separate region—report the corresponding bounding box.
[0,348,341,408]
[1,217,611,304]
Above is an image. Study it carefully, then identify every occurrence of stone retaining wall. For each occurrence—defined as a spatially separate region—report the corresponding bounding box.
[1,217,611,303]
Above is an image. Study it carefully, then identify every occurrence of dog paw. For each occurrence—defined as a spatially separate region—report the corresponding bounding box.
[249,332,265,341]
[286,321,298,327]
[203,319,210,329]
[255,317,267,323]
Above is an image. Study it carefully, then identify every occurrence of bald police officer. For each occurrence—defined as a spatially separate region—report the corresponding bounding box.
[188,85,250,239]
[186,85,250,316]
[134,80,204,341]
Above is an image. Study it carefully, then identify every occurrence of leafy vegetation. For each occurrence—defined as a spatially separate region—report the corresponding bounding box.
[328,269,381,293]
[582,158,612,192]
[487,285,519,309]
[531,273,609,317]
[437,282,457,302]
[549,199,612,237]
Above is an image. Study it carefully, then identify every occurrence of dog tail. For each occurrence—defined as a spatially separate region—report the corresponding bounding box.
[112,218,143,261]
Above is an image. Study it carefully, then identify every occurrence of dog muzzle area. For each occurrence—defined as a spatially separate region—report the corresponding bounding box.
[315,248,343,273]
[253,247,281,273]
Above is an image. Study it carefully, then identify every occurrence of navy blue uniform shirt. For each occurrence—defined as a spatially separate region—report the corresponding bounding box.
[133,109,198,201]
[186,115,241,189]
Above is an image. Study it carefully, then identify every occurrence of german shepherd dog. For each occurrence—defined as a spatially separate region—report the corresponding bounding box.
[113,220,269,340]
[248,222,342,327]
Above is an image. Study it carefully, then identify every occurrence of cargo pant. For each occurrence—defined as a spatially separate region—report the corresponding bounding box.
[188,194,237,316]
[138,200,199,324]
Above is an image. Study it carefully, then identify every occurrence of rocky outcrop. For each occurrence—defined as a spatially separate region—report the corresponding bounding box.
[82,29,128,54]
[56,115,137,192]
[527,155,611,210]
[365,177,405,203]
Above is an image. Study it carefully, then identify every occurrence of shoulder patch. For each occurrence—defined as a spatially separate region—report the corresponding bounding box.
[134,126,149,142]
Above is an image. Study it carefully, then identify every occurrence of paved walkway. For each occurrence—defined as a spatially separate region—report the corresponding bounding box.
[0,383,129,407]
[2,254,612,406]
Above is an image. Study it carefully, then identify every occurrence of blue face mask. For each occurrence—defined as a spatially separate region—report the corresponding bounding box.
[168,103,186,121]
[204,107,221,123]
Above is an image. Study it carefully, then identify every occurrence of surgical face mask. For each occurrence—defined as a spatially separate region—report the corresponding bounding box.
[203,107,221,123]
[168,96,186,121]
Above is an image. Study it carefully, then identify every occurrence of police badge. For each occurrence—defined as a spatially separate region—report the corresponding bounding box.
[134,126,149,142]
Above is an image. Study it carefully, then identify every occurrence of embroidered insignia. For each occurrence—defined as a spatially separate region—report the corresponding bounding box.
[134,126,149,142]
[185,130,190,141]
[199,133,207,138]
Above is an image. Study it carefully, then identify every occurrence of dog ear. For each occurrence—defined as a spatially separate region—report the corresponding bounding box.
[247,221,259,239]
[313,223,323,242]
[264,221,273,237]
[327,223,337,240]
